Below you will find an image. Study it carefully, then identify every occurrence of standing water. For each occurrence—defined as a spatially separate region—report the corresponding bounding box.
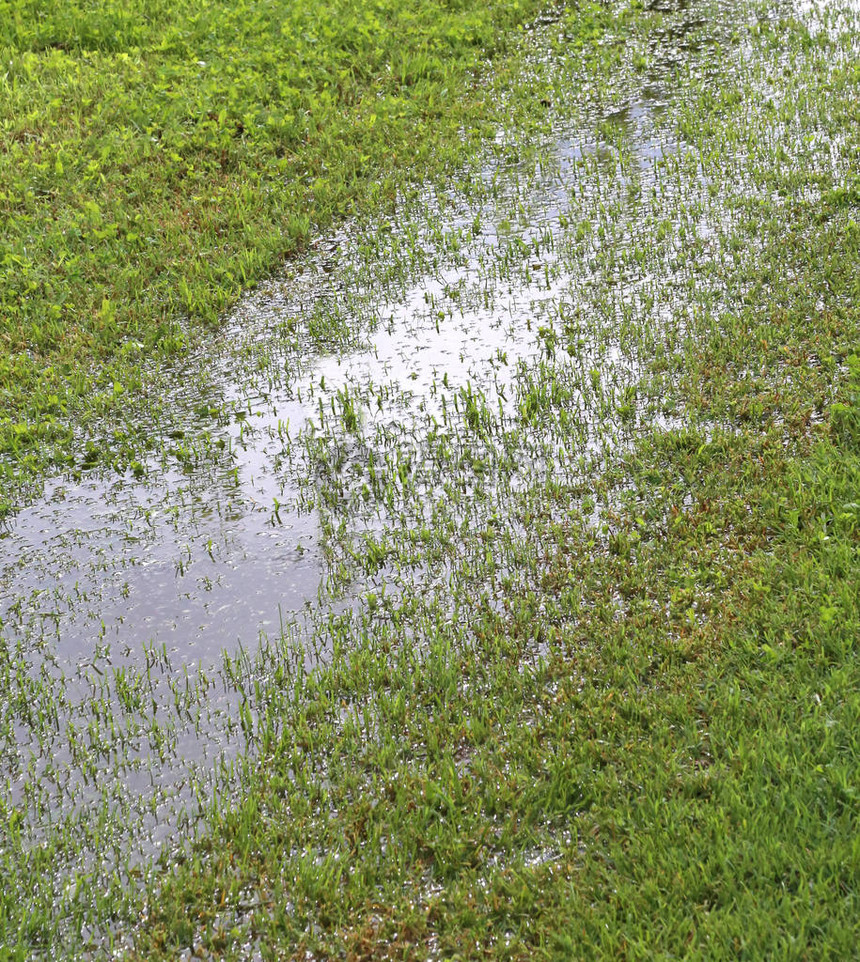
[1,0,858,950]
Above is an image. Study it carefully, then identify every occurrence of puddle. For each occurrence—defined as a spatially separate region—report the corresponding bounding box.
[1,49,698,684]
[1,466,320,669]
[2,0,859,945]
[0,0,748,809]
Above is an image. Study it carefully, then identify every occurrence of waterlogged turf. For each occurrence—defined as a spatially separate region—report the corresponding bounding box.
[0,0,554,510]
[2,0,860,957]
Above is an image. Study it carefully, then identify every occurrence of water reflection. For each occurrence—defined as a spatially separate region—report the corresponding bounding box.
[1,419,321,671]
[1,0,841,912]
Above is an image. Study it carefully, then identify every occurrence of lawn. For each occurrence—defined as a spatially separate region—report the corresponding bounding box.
[1,0,859,958]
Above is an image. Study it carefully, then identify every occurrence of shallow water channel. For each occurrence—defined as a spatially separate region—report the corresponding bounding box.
[1,0,857,933]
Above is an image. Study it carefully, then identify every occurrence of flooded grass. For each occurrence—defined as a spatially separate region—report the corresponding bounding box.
[0,0,556,512]
[3,0,860,957]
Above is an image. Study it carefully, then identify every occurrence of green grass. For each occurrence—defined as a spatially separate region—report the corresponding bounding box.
[125,430,860,959]
[126,4,858,957]
[3,0,860,958]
